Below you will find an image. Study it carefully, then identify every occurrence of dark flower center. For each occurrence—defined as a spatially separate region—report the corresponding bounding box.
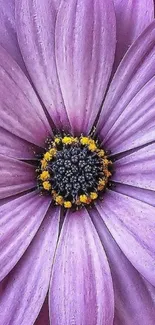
[36,135,112,208]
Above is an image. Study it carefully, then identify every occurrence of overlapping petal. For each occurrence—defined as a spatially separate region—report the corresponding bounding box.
[49,208,114,325]
[113,183,155,207]
[0,191,51,281]
[97,21,155,152]
[55,0,116,134]
[113,0,154,69]
[0,45,51,147]
[0,0,27,72]
[96,190,155,286]
[0,127,39,160]
[0,207,60,325]
[0,155,36,199]
[15,0,70,130]
[91,209,155,325]
[113,143,155,190]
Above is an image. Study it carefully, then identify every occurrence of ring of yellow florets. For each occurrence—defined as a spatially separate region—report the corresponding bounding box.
[36,135,112,209]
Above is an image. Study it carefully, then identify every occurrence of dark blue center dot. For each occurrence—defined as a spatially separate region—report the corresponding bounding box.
[36,135,112,209]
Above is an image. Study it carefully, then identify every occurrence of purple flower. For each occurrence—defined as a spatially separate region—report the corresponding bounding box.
[0,0,155,325]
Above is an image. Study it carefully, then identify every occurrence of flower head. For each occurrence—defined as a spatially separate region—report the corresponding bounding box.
[0,0,155,325]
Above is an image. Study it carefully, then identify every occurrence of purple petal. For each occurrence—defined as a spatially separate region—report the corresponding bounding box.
[55,0,116,134]
[49,208,114,325]
[0,206,60,325]
[0,45,51,147]
[97,21,155,149]
[113,143,155,190]
[91,210,155,325]
[0,0,27,73]
[103,76,155,154]
[0,191,51,281]
[15,0,70,130]
[35,297,50,325]
[96,190,155,286]
[0,154,35,198]
[113,183,155,207]
[113,0,154,69]
[0,127,39,160]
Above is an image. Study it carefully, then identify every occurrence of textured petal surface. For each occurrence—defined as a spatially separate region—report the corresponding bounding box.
[0,155,35,199]
[0,127,39,160]
[55,0,116,134]
[96,190,155,286]
[113,183,155,207]
[49,208,114,325]
[113,143,155,190]
[91,209,155,325]
[103,76,155,154]
[113,0,154,68]
[0,0,27,72]
[0,191,51,281]
[35,297,50,325]
[0,45,51,147]
[98,21,155,151]
[0,207,60,325]
[16,0,70,130]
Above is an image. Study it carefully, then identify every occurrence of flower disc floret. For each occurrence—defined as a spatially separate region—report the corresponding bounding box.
[36,134,112,208]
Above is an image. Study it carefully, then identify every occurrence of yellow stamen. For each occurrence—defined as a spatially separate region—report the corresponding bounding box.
[54,137,61,145]
[88,143,97,151]
[43,181,51,190]
[80,136,90,145]
[40,170,50,181]
[79,194,92,204]
[97,149,105,157]
[64,201,72,208]
[44,152,52,161]
[49,148,57,157]
[90,192,98,200]
[41,158,47,169]
[62,136,75,145]
[55,195,64,205]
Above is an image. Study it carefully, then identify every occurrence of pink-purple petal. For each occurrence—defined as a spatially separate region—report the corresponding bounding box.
[113,143,155,190]
[35,297,50,325]
[114,183,155,207]
[0,127,39,160]
[0,0,27,73]
[113,0,154,69]
[0,154,35,199]
[0,191,51,281]
[96,190,155,286]
[91,209,155,325]
[102,76,155,154]
[0,45,51,147]
[15,0,70,130]
[0,206,60,325]
[55,0,116,134]
[97,21,155,147]
[49,208,114,325]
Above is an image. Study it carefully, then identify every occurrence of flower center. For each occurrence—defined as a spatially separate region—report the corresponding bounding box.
[36,135,112,208]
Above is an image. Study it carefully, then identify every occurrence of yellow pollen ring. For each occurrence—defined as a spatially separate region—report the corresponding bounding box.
[40,170,50,181]
[64,201,72,208]
[43,181,51,190]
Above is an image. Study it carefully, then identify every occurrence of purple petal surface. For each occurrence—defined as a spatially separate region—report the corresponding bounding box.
[113,143,155,190]
[0,45,51,147]
[91,209,155,325]
[113,183,155,207]
[0,0,27,72]
[0,127,39,160]
[16,0,70,130]
[96,190,155,286]
[97,21,155,151]
[35,297,50,325]
[113,0,154,69]
[102,75,155,154]
[0,206,60,325]
[55,0,116,134]
[0,155,36,199]
[0,191,51,281]
[49,208,114,325]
